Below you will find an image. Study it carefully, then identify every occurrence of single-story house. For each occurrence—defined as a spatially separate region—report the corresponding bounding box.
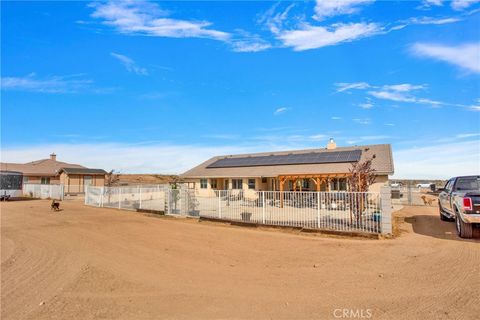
[0,153,107,193]
[181,140,394,196]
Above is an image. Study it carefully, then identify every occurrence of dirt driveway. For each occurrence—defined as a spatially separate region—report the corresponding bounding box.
[1,200,479,320]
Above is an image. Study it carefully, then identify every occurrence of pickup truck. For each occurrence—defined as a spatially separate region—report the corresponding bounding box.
[438,176,480,238]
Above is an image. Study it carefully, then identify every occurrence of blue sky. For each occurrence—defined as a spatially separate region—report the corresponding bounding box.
[1,0,479,178]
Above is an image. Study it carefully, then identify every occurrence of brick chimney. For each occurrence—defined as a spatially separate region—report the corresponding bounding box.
[50,153,57,161]
[327,138,337,150]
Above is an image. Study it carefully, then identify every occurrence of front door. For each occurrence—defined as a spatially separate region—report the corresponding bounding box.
[84,176,93,192]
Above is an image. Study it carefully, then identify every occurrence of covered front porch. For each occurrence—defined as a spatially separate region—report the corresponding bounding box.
[199,174,352,192]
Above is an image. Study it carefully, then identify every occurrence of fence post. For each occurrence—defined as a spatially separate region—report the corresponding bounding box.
[317,192,321,229]
[139,186,142,209]
[118,188,122,209]
[101,187,105,207]
[262,191,265,224]
[407,182,412,205]
[84,185,88,205]
[380,186,392,235]
[167,189,171,215]
[218,192,222,219]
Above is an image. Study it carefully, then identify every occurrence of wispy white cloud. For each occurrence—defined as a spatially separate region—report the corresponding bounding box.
[422,0,444,6]
[346,135,390,145]
[260,1,464,52]
[276,22,381,51]
[230,30,272,52]
[451,0,480,10]
[456,132,480,138]
[331,116,342,120]
[90,1,230,41]
[352,118,372,125]
[1,73,93,93]
[274,107,289,115]
[202,134,240,140]
[406,16,462,25]
[382,84,426,92]
[393,139,480,179]
[410,42,480,73]
[313,0,374,21]
[359,102,374,109]
[90,1,273,53]
[111,52,148,75]
[335,82,370,93]
[336,81,446,107]
[467,99,480,111]
[420,0,480,10]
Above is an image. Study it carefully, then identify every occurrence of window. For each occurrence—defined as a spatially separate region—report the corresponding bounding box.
[23,176,29,183]
[232,179,243,189]
[261,177,267,183]
[200,179,208,189]
[84,176,93,186]
[248,179,256,189]
[455,177,480,191]
[339,178,347,191]
[40,177,50,185]
[301,179,309,189]
[444,179,454,191]
[210,179,218,189]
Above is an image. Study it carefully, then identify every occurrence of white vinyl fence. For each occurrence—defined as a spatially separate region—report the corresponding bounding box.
[85,185,170,211]
[23,183,64,200]
[85,185,392,235]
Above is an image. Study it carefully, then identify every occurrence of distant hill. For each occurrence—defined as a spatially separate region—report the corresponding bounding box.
[113,174,178,186]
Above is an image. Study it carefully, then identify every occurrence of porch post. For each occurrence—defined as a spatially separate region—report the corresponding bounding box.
[262,191,265,224]
[279,177,285,208]
[317,191,320,229]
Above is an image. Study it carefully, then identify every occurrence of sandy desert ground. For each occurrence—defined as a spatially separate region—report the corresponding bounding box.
[1,200,479,320]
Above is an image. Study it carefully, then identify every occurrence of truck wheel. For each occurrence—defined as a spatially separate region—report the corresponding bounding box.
[456,213,473,238]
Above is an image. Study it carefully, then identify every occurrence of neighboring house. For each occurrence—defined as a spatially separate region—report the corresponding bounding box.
[181,140,394,196]
[0,153,107,193]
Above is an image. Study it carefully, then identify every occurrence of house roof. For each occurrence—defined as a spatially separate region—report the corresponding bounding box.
[0,158,85,176]
[58,168,107,175]
[181,144,394,178]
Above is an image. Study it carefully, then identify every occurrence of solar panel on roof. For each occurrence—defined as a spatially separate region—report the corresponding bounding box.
[207,150,362,168]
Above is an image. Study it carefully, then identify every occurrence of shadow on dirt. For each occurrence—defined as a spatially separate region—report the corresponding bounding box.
[405,215,480,242]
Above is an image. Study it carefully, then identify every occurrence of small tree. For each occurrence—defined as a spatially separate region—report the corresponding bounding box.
[105,170,120,203]
[105,170,120,187]
[347,155,376,192]
[168,176,183,214]
[347,155,376,224]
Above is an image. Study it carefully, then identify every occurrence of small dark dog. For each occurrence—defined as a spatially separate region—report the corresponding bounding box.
[51,200,60,211]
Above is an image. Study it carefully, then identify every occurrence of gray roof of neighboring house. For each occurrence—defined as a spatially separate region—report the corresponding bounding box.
[181,144,394,178]
[0,158,85,176]
[58,168,107,175]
